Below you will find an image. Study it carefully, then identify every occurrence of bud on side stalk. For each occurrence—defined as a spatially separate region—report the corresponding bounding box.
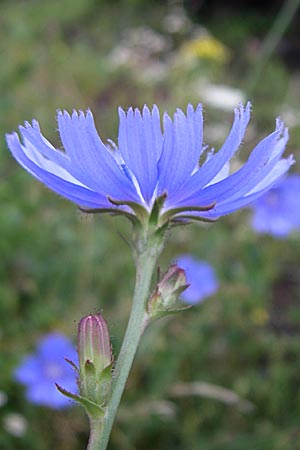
[78,314,113,405]
[148,264,189,320]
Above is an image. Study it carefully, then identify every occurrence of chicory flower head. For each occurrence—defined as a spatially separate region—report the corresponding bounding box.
[14,333,77,409]
[251,174,300,238]
[176,254,218,304]
[6,102,293,226]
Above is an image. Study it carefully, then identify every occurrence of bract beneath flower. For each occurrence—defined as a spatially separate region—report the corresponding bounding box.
[6,103,294,227]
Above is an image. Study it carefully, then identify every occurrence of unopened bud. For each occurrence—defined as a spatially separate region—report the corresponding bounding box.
[148,264,189,319]
[78,314,113,404]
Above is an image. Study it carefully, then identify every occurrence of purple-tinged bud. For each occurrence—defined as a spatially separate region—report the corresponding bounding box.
[78,314,112,373]
[148,264,189,319]
[77,314,113,405]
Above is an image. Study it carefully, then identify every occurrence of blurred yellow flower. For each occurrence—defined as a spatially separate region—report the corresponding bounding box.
[181,36,230,64]
[250,307,269,326]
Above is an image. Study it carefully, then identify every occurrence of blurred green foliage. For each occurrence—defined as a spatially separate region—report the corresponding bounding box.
[1,1,300,449]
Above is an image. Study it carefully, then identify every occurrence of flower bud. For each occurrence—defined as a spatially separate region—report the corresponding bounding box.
[77,314,113,405]
[148,264,189,319]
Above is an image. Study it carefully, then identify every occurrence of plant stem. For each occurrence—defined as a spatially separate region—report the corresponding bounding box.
[87,419,104,450]
[247,0,300,93]
[95,227,164,450]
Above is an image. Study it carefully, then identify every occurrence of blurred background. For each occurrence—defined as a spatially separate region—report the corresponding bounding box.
[1,0,300,449]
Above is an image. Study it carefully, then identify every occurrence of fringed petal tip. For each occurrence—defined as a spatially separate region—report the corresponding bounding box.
[6,131,22,151]
[275,117,285,133]
[119,104,161,119]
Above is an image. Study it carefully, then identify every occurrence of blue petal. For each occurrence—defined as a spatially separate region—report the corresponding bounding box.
[6,132,113,208]
[57,110,140,202]
[20,120,70,168]
[195,156,294,218]
[250,176,300,237]
[219,121,289,202]
[157,104,204,199]
[176,254,218,305]
[14,356,42,385]
[167,102,251,208]
[252,204,293,237]
[118,105,163,203]
[19,120,111,193]
[27,381,74,409]
[174,120,289,208]
[244,155,294,196]
[38,333,77,362]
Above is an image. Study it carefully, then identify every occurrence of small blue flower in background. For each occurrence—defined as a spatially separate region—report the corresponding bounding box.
[14,333,77,409]
[175,255,219,305]
[251,174,300,238]
[6,103,293,224]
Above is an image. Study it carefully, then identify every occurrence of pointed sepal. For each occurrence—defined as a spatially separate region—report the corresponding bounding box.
[55,383,105,419]
[149,192,167,225]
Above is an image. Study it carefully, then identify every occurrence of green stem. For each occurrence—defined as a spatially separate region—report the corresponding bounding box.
[95,227,164,449]
[87,419,103,450]
[247,0,300,93]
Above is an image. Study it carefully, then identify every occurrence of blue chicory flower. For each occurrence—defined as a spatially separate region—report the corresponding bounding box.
[14,333,77,409]
[251,174,300,237]
[175,254,218,305]
[6,103,293,224]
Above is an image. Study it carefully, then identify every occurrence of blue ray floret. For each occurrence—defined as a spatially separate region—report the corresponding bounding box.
[14,333,78,409]
[250,174,300,237]
[6,102,294,225]
[176,254,219,305]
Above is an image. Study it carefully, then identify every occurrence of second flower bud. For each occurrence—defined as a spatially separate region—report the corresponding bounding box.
[78,314,113,405]
[148,264,189,320]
